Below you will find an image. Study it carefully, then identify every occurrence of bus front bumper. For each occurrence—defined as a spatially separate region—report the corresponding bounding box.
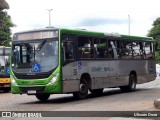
[11,84,58,95]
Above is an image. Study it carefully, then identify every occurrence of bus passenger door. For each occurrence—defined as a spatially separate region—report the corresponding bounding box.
[61,34,79,93]
[62,41,77,79]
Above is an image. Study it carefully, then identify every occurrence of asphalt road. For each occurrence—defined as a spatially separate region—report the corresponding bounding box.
[1,78,160,120]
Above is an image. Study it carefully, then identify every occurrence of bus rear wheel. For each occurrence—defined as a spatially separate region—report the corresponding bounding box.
[73,79,88,99]
[35,93,50,101]
[120,74,136,92]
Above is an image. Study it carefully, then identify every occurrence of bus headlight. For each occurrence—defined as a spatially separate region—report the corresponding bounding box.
[48,73,59,85]
[10,75,18,86]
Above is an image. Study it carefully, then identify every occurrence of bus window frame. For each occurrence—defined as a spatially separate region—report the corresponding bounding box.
[61,33,78,65]
[77,35,95,60]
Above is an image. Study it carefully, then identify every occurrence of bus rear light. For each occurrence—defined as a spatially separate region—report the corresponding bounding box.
[48,73,59,85]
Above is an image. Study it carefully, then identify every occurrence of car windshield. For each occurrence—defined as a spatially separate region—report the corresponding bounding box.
[12,38,58,73]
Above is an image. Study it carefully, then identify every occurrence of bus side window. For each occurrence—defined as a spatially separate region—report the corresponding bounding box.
[108,42,112,58]
[110,41,119,59]
[61,33,76,62]
[78,36,93,59]
[64,42,74,60]
[94,38,108,59]
[13,46,20,65]
[108,41,115,58]
[145,42,154,59]
[121,41,132,59]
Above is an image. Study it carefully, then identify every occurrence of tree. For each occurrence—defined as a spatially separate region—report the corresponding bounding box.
[0,0,15,46]
[0,0,9,10]
[148,17,160,63]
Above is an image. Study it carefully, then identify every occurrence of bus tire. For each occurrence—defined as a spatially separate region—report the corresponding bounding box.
[90,88,103,96]
[4,88,10,93]
[35,94,50,101]
[73,79,88,99]
[120,74,136,92]
[128,74,137,91]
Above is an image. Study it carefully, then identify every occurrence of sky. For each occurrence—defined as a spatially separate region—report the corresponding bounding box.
[5,0,160,37]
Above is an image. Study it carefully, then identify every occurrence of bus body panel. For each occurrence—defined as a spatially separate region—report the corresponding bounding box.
[62,60,156,93]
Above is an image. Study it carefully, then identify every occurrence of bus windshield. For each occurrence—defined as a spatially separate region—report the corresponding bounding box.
[0,48,10,76]
[12,38,58,74]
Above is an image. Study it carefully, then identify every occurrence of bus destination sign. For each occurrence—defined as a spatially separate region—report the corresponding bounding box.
[15,31,58,41]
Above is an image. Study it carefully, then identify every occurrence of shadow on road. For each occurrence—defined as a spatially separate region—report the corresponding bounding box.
[0,90,11,94]
[21,87,151,105]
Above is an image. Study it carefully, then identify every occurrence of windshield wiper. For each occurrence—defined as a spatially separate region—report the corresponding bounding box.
[35,40,46,54]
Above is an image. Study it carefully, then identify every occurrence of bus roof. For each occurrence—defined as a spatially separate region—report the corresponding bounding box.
[60,28,154,42]
[13,28,154,42]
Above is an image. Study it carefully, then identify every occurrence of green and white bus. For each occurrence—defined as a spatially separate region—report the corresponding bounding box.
[11,28,156,101]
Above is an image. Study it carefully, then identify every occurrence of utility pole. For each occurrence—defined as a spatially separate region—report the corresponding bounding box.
[128,15,130,35]
[47,9,53,27]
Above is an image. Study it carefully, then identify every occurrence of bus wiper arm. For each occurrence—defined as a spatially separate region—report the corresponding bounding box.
[35,40,46,54]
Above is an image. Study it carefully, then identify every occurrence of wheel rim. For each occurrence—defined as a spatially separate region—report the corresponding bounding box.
[80,83,87,94]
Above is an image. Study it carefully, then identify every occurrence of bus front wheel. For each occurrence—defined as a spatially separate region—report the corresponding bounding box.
[90,88,103,96]
[73,79,88,99]
[120,74,137,92]
[35,93,50,101]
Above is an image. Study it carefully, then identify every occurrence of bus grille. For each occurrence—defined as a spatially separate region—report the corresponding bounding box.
[15,75,50,79]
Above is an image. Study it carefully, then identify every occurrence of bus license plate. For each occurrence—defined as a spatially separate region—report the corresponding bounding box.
[27,90,36,94]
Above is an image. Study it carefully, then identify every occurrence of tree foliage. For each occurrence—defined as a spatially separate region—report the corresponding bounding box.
[0,0,9,10]
[148,17,160,63]
[0,0,15,46]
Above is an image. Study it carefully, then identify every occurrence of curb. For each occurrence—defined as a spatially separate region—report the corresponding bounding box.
[154,98,160,109]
